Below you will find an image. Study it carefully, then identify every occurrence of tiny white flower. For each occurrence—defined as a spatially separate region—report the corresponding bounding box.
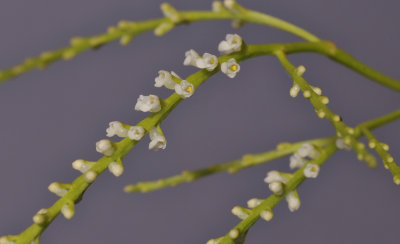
[72,159,94,173]
[61,201,75,219]
[221,58,240,78]
[175,80,195,98]
[128,126,145,140]
[134,95,162,113]
[184,49,201,66]
[228,229,239,239]
[212,1,224,12]
[84,170,98,183]
[247,198,262,208]
[96,139,115,156]
[33,209,48,225]
[289,84,300,98]
[289,153,307,169]
[298,143,319,158]
[336,138,352,151]
[197,53,219,71]
[264,170,289,184]
[231,206,249,220]
[106,121,128,138]
[218,34,242,55]
[154,70,176,90]
[108,161,124,177]
[269,181,283,195]
[260,209,274,222]
[149,127,166,151]
[286,191,301,212]
[48,182,69,197]
[304,163,320,178]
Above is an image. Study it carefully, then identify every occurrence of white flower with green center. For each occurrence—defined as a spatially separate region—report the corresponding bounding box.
[175,80,195,98]
[154,70,176,90]
[106,121,128,138]
[289,153,308,169]
[221,58,240,78]
[149,127,167,151]
[95,139,115,156]
[218,34,242,55]
[303,163,320,178]
[183,49,202,67]
[197,53,219,71]
[134,95,161,113]
[128,126,145,140]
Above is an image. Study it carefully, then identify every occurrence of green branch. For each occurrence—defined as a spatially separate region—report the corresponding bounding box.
[124,137,334,193]
[275,50,378,168]
[211,110,400,244]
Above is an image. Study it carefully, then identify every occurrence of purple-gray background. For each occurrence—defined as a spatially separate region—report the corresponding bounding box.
[0,0,399,243]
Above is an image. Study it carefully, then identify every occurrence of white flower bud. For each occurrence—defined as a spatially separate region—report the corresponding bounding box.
[149,127,167,151]
[128,126,145,140]
[286,191,301,212]
[33,209,48,225]
[298,143,319,158]
[206,239,220,244]
[134,95,162,113]
[106,121,128,138]
[269,181,283,195]
[247,198,262,208]
[0,236,16,244]
[221,58,240,78]
[72,159,95,173]
[96,139,115,156]
[218,34,242,55]
[212,1,224,12]
[61,201,75,219]
[84,170,98,183]
[108,161,124,177]
[231,206,249,220]
[155,70,177,90]
[264,170,289,184]
[184,49,201,66]
[175,80,195,98]
[289,153,307,169]
[228,229,239,239]
[289,84,300,98]
[336,138,352,150]
[260,209,274,221]
[48,182,71,197]
[303,164,320,178]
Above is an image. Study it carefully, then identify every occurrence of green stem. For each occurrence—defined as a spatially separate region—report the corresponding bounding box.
[124,137,334,193]
[275,50,377,167]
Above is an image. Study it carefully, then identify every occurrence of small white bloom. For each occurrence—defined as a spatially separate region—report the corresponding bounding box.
[175,80,195,98]
[260,209,274,222]
[48,182,70,197]
[72,159,94,173]
[290,84,300,98]
[212,1,224,12]
[264,170,289,184]
[154,70,176,90]
[128,126,145,140]
[289,153,307,169]
[304,163,320,178]
[218,34,242,55]
[106,121,128,138]
[96,139,115,156]
[231,206,249,220]
[108,161,124,177]
[149,127,167,151]
[184,49,201,66]
[269,181,283,195]
[61,201,75,219]
[84,170,98,183]
[286,191,301,212]
[247,198,262,208]
[221,58,240,78]
[298,143,319,158]
[33,209,48,225]
[336,138,352,151]
[228,229,239,239]
[134,95,162,113]
[197,53,219,71]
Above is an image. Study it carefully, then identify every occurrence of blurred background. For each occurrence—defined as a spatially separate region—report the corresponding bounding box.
[0,0,399,243]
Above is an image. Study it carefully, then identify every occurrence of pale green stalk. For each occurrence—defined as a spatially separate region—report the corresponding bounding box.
[124,137,334,193]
